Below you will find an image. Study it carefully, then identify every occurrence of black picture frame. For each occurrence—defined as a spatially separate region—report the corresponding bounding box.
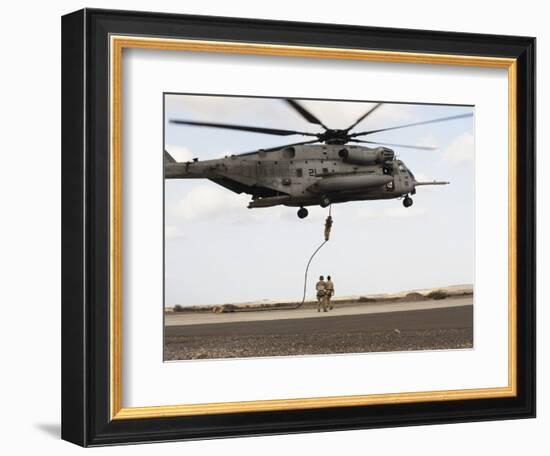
[62,8,535,447]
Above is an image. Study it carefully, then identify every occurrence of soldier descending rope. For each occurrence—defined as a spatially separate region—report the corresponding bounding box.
[324,215,333,241]
[295,206,334,311]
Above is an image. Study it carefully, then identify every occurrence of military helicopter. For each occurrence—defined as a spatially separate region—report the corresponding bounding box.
[165,100,471,219]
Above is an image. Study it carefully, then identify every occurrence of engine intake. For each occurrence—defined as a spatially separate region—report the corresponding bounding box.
[338,147,394,165]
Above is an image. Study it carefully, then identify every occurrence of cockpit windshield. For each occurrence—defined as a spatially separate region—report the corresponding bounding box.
[397,163,415,179]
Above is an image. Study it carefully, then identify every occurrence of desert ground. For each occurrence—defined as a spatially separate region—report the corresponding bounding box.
[164,285,473,361]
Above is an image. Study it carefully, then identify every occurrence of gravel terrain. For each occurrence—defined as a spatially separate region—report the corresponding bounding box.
[164,328,473,360]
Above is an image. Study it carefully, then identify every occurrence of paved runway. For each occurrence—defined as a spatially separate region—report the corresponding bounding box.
[165,302,473,338]
[165,296,472,327]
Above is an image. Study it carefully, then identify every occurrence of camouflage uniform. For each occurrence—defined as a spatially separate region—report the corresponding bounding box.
[325,278,335,310]
[324,216,333,241]
[315,279,327,312]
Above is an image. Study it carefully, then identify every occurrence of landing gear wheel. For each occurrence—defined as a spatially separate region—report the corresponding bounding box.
[320,196,331,208]
[297,207,309,219]
[403,196,413,208]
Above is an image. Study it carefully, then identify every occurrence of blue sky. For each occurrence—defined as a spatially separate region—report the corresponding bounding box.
[164,94,474,306]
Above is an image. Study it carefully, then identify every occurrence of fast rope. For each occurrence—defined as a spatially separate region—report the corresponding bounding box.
[294,205,333,309]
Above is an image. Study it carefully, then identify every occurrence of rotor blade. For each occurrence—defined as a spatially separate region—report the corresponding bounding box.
[345,103,383,131]
[238,139,320,156]
[349,139,437,151]
[170,119,319,137]
[285,99,330,130]
[350,113,473,137]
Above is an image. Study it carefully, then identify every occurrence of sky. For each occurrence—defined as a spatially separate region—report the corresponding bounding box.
[164,94,474,307]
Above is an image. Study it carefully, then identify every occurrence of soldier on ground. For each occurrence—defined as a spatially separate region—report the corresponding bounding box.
[325,275,335,310]
[315,275,328,312]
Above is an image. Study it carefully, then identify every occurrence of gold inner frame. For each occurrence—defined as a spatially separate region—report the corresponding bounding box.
[109,35,518,420]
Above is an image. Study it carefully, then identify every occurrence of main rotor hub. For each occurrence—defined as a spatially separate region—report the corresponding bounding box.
[320,129,351,145]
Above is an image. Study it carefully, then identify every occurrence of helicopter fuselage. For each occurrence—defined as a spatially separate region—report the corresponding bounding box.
[165,144,445,214]
[166,98,460,218]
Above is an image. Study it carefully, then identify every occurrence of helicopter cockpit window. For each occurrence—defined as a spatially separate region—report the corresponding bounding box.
[398,164,407,174]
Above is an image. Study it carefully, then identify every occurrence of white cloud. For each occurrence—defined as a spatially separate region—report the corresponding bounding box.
[417,134,440,149]
[443,132,474,166]
[165,144,194,162]
[169,184,250,221]
[167,183,334,224]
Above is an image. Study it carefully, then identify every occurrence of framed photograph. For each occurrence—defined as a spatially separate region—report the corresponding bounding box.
[62,8,535,446]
